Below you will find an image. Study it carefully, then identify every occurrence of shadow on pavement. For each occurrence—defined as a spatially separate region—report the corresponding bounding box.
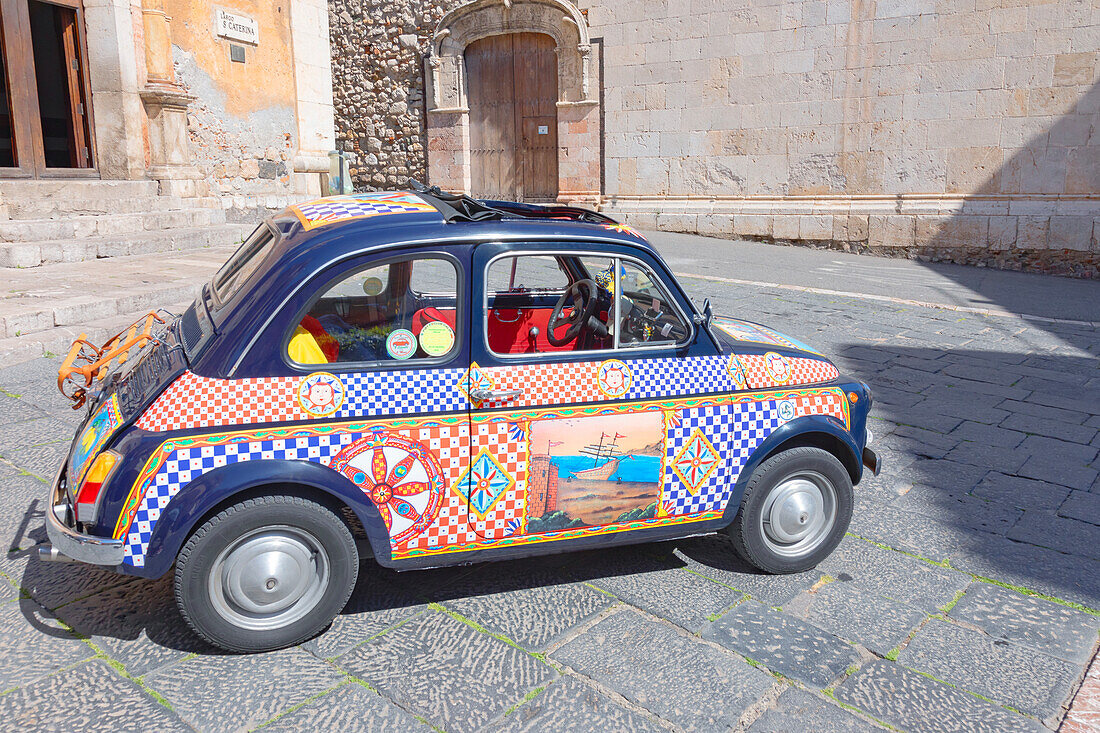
[833,342,1100,608]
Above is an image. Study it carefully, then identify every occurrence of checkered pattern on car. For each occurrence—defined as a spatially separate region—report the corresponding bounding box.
[737,353,838,391]
[136,368,469,432]
[291,192,438,230]
[338,368,467,417]
[122,432,355,566]
[402,420,527,552]
[663,405,736,516]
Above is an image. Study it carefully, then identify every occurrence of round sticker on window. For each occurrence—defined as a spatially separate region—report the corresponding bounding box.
[385,329,417,360]
[361,276,385,296]
[419,321,455,357]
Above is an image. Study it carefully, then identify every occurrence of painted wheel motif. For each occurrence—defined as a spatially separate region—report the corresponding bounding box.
[331,432,445,543]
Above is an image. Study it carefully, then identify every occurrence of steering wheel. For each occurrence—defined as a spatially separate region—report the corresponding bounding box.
[547,279,601,346]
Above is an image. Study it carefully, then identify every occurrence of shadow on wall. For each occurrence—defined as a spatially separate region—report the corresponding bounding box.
[914,79,1100,279]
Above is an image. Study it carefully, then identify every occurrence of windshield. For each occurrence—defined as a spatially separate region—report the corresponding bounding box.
[212,224,277,306]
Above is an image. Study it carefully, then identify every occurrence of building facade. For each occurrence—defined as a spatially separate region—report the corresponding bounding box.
[331,0,1100,275]
[0,0,335,216]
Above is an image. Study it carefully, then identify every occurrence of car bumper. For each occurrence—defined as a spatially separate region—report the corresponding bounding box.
[41,465,125,566]
[862,446,882,476]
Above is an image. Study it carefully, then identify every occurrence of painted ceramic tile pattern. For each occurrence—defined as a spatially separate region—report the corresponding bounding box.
[116,386,847,568]
[290,191,438,230]
[135,353,839,432]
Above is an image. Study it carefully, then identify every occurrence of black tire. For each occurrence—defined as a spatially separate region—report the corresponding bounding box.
[174,494,358,653]
[725,446,853,574]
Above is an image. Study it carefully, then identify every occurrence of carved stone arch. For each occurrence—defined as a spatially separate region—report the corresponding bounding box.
[426,0,594,111]
[424,0,601,206]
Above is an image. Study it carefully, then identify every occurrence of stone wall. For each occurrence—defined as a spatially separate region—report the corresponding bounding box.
[164,0,335,217]
[589,0,1100,276]
[331,0,1099,275]
[329,0,463,189]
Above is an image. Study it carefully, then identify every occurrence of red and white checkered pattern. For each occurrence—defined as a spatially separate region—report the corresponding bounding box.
[397,419,527,554]
[479,362,602,408]
[136,373,304,431]
[738,354,838,391]
[789,391,846,423]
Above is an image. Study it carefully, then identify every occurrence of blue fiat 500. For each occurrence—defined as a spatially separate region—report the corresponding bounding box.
[46,185,879,652]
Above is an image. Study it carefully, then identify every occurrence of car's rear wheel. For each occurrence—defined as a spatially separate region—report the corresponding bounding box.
[174,494,357,653]
[725,446,852,574]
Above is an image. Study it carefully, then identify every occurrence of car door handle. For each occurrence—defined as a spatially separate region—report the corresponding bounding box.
[468,388,523,403]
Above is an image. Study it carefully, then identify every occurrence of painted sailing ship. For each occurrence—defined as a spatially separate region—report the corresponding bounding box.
[573,432,627,480]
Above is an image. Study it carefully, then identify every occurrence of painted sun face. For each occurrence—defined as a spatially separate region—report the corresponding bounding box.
[604,368,625,389]
[307,382,335,408]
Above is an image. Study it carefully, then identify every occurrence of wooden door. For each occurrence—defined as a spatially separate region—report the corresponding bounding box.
[0,0,95,177]
[466,33,558,202]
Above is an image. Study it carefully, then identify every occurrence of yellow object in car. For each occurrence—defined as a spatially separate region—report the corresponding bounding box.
[288,326,328,364]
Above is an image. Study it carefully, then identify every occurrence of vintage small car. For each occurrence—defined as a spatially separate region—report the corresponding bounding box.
[45,184,879,652]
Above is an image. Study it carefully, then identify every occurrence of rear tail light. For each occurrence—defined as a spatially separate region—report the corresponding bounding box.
[75,451,119,523]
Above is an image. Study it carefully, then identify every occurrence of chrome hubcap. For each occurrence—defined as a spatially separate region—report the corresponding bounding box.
[209,526,330,631]
[760,471,837,558]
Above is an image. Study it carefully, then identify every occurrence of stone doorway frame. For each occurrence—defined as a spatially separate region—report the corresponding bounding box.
[424,0,600,206]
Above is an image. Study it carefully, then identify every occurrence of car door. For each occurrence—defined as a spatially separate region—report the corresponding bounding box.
[276,246,476,561]
[463,240,736,553]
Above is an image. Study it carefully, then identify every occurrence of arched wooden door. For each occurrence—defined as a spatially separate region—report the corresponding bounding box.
[465,32,558,202]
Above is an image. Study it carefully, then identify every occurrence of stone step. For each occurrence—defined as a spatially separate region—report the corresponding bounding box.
[0,245,237,353]
[0,206,229,243]
[4,193,225,221]
[0,179,160,202]
[5,193,186,220]
[0,222,249,268]
[0,299,196,369]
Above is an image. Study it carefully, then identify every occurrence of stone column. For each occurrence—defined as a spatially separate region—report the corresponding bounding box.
[289,0,336,198]
[139,0,202,195]
[82,0,146,179]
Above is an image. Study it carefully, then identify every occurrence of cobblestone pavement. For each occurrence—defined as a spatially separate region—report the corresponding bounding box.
[0,241,1098,732]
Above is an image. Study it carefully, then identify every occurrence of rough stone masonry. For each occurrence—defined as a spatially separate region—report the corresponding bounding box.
[330,0,1100,277]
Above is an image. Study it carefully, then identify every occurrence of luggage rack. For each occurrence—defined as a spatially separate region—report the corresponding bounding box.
[57,310,171,409]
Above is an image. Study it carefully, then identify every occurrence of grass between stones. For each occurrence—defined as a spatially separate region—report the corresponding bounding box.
[845,533,1100,615]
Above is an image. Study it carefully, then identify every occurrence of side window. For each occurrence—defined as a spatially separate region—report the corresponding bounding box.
[289,256,459,366]
[617,260,691,348]
[486,255,570,295]
[485,253,614,355]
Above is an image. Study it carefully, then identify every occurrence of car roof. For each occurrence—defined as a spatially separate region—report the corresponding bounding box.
[266,189,658,257]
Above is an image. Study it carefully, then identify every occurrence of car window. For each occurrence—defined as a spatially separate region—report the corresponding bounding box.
[486,255,569,295]
[289,255,459,366]
[485,252,615,356]
[617,259,691,348]
[484,251,690,357]
[212,225,276,305]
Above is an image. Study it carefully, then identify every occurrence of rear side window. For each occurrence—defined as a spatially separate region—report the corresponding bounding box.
[288,256,460,367]
[212,225,276,305]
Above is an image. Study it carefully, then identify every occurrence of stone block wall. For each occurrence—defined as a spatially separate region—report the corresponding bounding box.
[329,0,464,189]
[590,0,1099,275]
[331,0,1099,275]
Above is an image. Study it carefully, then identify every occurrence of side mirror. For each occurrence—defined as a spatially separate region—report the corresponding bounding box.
[691,298,713,346]
[692,298,713,328]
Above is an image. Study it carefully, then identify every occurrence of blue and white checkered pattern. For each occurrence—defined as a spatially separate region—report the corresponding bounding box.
[663,404,735,515]
[727,399,783,478]
[629,355,734,401]
[662,398,785,516]
[295,193,437,228]
[338,368,467,417]
[122,432,355,567]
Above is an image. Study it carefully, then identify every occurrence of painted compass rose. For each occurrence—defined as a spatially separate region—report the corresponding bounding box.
[330,432,445,543]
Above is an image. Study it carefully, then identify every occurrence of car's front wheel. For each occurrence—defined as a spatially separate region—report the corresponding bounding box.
[725,446,853,574]
[174,494,358,653]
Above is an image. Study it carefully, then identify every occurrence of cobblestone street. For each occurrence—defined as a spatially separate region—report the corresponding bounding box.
[0,236,1097,732]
